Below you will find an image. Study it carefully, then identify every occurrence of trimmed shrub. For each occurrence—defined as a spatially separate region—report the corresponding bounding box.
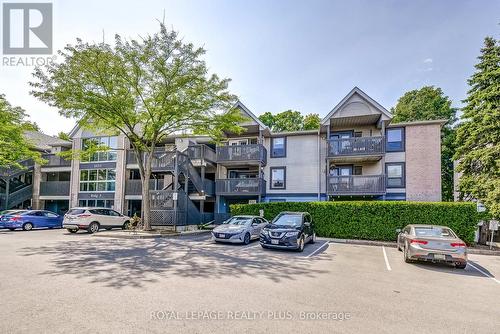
[230,201,479,244]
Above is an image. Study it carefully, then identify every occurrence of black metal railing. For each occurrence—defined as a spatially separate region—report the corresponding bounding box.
[215,178,266,196]
[216,144,267,165]
[327,175,386,195]
[327,136,385,157]
[126,149,176,171]
[40,181,70,196]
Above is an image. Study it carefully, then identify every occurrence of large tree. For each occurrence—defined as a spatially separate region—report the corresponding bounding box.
[258,110,320,132]
[0,94,41,169]
[31,24,244,230]
[454,37,500,217]
[391,86,457,201]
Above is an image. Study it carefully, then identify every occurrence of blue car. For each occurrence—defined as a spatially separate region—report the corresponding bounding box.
[2,210,63,231]
[0,210,28,229]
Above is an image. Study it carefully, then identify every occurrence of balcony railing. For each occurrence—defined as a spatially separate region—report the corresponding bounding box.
[126,149,176,171]
[216,144,267,165]
[327,175,386,195]
[0,159,34,177]
[186,145,217,164]
[215,178,266,196]
[327,136,385,157]
[40,181,70,196]
[125,179,165,196]
[41,154,71,167]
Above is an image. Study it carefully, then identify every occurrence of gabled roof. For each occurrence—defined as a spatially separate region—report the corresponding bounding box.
[24,131,72,151]
[320,87,393,125]
[234,100,268,130]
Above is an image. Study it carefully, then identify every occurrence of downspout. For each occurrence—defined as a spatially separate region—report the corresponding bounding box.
[317,128,321,201]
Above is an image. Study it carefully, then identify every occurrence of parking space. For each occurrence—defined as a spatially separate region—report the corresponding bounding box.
[0,230,498,334]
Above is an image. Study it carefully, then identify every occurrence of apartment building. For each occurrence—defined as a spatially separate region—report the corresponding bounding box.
[0,131,71,213]
[6,87,443,227]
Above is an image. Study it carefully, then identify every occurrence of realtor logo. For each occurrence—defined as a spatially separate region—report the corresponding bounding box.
[2,2,52,54]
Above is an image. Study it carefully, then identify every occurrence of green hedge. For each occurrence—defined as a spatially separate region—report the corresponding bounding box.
[230,201,479,244]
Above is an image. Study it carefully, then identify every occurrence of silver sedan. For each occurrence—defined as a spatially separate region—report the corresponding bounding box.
[397,224,468,269]
[212,216,268,245]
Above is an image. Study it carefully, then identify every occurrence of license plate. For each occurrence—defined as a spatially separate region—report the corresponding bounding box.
[271,239,279,245]
[434,254,446,260]
[218,234,225,238]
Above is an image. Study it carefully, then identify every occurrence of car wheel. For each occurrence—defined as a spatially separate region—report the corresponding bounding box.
[297,236,305,252]
[243,233,251,245]
[309,232,316,244]
[456,263,467,269]
[122,222,129,230]
[22,222,33,231]
[87,222,100,234]
[67,229,78,233]
[404,245,411,263]
[8,228,16,231]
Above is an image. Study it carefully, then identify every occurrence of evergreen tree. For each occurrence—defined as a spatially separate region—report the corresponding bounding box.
[454,37,500,217]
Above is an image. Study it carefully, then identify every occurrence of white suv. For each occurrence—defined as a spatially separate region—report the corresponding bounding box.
[63,207,131,234]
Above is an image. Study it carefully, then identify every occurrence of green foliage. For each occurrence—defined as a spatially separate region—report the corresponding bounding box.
[259,110,320,132]
[30,23,245,229]
[454,37,500,218]
[230,201,479,244]
[391,86,457,201]
[0,94,42,169]
[57,131,71,141]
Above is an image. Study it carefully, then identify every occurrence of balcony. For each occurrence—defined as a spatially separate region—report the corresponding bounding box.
[186,145,217,165]
[327,175,386,196]
[126,149,176,171]
[327,137,385,162]
[216,144,267,166]
[40,181,70,197]
[215,178,266,196]
[41,154,71,168]
[125,179,165,196]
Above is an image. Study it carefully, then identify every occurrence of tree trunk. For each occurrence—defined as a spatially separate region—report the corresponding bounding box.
[141,168,152,231]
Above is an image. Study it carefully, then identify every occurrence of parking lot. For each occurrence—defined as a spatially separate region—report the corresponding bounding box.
[0,229,499,334]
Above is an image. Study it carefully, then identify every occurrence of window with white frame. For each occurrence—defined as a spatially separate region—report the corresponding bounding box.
[82,136,118,162]
[80,169,116,192]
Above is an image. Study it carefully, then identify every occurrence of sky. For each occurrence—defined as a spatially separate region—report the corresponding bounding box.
[0,0,499,135]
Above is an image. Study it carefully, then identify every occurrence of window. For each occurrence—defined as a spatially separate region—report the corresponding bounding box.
[386,162,405,188]
[353,166,363,175]
[82,136,118,162]
[80,169,116,192]
[78,200,114,209]
[354,131,362,138]
[386,128,405,152]
[271,137,286,158]
[270,167,286,189]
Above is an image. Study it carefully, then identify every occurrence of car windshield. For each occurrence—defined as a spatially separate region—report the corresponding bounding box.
[224,217,252,225]
[414,227,457,238]
[272,214,302,227]
[67,209,86,215]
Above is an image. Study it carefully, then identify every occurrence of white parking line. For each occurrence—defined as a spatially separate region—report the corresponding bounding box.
[468,262,500,285]
[306,241,330,258]
[382,246,392,271]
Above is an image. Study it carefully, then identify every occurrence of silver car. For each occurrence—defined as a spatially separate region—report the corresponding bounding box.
[397,225,467,269]
[212,216,268,245]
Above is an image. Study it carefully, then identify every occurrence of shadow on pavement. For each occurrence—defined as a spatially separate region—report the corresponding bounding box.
[19,237,332,289]
[411,260,495,278]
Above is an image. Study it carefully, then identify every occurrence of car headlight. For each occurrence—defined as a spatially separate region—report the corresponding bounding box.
[285,231,300,237]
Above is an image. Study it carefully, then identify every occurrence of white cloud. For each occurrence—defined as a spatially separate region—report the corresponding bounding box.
[423,58,433,63]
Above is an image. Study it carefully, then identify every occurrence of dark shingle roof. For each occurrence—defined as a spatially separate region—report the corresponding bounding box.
[24,131,72,151]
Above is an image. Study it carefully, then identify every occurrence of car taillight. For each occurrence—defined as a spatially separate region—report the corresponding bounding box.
[410,239,428,245]
[77,214,91,218]
[451,242,466,247]
[10,215,21,221]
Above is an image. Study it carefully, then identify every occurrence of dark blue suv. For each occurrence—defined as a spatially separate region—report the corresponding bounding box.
[260,212,316,252]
